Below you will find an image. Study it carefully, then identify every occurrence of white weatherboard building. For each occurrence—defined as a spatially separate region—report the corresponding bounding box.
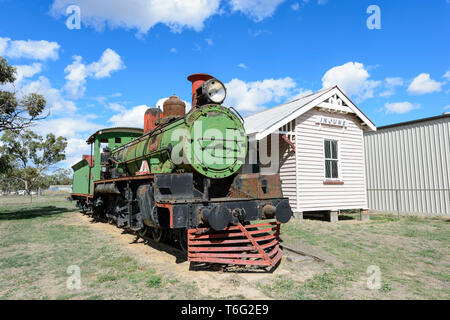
[243,86,376,220]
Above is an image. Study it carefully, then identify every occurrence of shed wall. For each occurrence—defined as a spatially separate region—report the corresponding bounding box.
[364,117,450,216]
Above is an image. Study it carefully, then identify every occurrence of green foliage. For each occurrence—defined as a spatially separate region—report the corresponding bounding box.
[0,56,47,132]
[21,93,46,118]
[45,168,73,185]
[0,129,67,195]
[0,57,16,84]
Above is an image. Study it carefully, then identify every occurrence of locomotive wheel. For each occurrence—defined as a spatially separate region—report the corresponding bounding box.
[178,228,188,253]
[151,227,167,243]
[138,226,148,238]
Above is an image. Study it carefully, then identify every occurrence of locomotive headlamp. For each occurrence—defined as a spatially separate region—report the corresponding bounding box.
[202,78,227,104]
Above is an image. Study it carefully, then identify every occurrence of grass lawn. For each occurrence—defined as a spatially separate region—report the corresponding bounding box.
[1,195,449,300]
[0,195,198,299]
[256,214,450,300]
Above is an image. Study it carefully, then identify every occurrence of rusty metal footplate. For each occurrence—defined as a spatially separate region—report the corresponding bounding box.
[187,221,282,267]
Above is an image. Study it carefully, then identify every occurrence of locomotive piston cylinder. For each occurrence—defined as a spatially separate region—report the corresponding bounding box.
[95,183,121,194]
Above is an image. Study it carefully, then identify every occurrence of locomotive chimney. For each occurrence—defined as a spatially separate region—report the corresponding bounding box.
[143,108,162,134]
[163,95,186,119]
[187,73,214,108]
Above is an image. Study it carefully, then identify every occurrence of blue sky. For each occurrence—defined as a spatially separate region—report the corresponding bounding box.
[0,0,449,167]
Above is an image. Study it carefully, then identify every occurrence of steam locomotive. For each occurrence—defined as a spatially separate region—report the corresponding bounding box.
[71,74,292,267]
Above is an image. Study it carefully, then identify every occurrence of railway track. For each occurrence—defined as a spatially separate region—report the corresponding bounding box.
[280,243,325,263]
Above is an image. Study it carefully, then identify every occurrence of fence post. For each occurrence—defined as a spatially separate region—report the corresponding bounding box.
[395,189,400,219]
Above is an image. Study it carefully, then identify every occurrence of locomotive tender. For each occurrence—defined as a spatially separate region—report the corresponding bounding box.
[71,74,292,267]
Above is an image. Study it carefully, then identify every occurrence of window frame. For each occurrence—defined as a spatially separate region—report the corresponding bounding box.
[323,138,341,181]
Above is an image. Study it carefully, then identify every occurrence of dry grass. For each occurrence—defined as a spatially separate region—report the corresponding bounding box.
[1,196,448,300]
[0,197,198,300]
[0,194,70,206]
[256,214,450,300]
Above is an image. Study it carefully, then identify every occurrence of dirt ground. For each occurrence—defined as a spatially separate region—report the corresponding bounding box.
[65,212,325,299]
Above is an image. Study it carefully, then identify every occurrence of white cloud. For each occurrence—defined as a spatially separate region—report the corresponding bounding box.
[35,117,102,139]
[63,49,125,98]
[229,0,285,21]
[408,73,443,95]
[13,63,43,85]
[155,98,167,109]
[63,56,88,98]
[224,77,297,112]
[34,117,103,167]
[0,62,42,91]
[384,101,419,114]
[444,70,450,80]
[63,138,93,167]
[205,38,214,46]
[109,105,149,128]
[444,105,450,110]
[0,37,9,55]
[21,76,77,114]
[50,0,221,35]
[379,77,404,97]
[91,92,122,105]
[291,2,300,11]
[238,63,248,69]
[290,88,313,100]
[107,102,126,112]
[35,118,103,168]
[321,61,381,101]
[170,48,177,53]
[0,37,60,60]
[109,96,193,127]
[89,48,125,79]
[322,62,368,94]
[248,29,271,37]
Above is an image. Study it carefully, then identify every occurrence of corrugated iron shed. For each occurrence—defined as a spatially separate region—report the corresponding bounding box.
[364,113,450,216]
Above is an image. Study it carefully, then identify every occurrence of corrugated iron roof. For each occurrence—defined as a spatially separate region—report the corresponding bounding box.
[373,113,450,131]
[243,86,375,140]
[244,87,333,135]
[86,127,143,143]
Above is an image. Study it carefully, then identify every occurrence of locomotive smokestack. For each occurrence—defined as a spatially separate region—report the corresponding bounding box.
[143,108,162,134]
[187,73,214,108]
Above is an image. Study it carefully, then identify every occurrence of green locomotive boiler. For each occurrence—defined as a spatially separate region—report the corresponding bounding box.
[71,74,292,267]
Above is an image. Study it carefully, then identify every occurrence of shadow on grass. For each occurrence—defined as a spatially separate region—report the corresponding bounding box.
[0,206,73,220]
[302,211,356,222]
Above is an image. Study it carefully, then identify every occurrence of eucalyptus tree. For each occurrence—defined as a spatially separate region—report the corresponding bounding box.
[0,56,48,132]
[0,130,67,201]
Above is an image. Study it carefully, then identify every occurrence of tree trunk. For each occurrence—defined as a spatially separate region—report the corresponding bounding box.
[24,180,32,203]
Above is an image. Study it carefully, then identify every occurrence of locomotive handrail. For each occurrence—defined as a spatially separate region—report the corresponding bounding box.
[228,106,244,124]
[111,116,186,153]
[118,146,172,165]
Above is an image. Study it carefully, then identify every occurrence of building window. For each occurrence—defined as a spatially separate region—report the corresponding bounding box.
[324,139,339,179]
